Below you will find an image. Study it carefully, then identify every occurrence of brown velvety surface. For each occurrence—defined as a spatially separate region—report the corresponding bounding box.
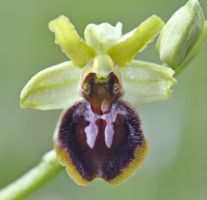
[56,100,145,181]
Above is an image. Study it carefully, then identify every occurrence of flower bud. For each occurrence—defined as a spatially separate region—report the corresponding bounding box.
[157,0,206,69]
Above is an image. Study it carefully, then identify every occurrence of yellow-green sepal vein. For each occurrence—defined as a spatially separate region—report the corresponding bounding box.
[122,60,176,108]
[20,61,82,110]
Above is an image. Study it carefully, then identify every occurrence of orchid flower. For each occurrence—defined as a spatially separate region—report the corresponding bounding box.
[1,0,206,199]
[19,0,207,186]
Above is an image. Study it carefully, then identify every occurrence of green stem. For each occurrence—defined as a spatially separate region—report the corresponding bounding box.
[0,150,63,200]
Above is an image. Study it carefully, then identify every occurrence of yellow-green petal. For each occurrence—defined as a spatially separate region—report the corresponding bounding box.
[122,60,176,108]
[49,16,95,67]
[108,15,164,67]
[20,61,82,110]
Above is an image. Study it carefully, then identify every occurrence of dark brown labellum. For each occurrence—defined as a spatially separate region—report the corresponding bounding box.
[54,73,148,185]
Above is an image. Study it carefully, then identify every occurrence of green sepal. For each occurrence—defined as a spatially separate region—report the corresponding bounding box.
[108,15,164,67]
[49,16,95,67]
[84,22,122,53]
[122,60,176,108]
[20,61,82,110]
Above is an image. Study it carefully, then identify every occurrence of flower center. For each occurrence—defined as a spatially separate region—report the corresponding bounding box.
[81,72,122,115]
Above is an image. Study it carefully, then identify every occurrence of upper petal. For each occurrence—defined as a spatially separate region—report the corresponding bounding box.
[49,16,95,67]
[20,61,82,110]
[108,15,164,67]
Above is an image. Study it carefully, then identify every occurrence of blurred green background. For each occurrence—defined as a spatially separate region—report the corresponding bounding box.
[0,0,207,199]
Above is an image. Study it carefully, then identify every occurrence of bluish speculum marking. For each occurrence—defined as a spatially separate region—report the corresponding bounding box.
[84,103,126,149]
